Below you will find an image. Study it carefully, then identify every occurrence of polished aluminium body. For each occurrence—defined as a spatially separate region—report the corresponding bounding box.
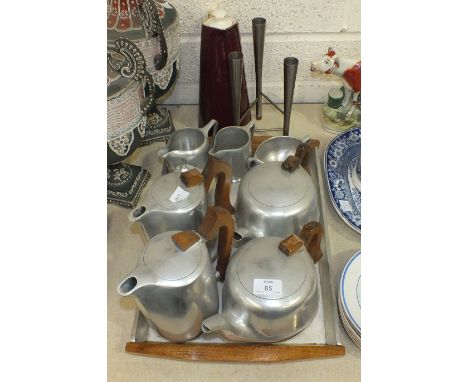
[129,165,207,239]
[129,157,235,241]
[208,121,254,182]
[202,236,320,342]
[118,231,218,342]
[158,120,218,172]
[118,206,234,342]
[235,161,320,241]
[247,136,308,167]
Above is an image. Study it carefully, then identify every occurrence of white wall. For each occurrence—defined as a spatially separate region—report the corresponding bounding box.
[164,0,361,104]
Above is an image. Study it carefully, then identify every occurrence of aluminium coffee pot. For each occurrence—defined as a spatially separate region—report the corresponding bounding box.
[118,206,234,342]
[202,221,324,343]
[158,119,218,173]
[234,140,321,244]
[129,157,235,241]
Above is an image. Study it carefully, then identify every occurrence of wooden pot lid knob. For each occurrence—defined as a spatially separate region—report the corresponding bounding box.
[180,169,204,187]
[278,234,304,256]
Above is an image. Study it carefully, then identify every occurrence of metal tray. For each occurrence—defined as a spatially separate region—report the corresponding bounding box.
[125,136,344,362]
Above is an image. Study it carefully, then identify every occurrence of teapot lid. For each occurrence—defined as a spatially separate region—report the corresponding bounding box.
[149,166,205,210]
[235,237,311,300]
[203,8,237,30]
[142,231,205,281]
[244,162,311,207]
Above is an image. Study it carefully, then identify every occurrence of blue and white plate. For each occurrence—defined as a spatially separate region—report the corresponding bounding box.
[324,127,361,233]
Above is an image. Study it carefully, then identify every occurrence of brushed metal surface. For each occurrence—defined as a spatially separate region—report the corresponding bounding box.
[202,237,319,342]
[249,136,304,166]
[208,122,254,182]
[235,162,320,239]
[129,166,208,240]
[118,231,219,342]
[158,120,218,172]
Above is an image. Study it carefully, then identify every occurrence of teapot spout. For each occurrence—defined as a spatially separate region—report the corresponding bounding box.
[202,314,230,335]
[117,275,140,297]
[202,313,256,342]
[129,205,147,223]
[117,268,153,297]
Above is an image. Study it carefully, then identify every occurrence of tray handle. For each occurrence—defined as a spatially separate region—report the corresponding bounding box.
[125,342,345,362]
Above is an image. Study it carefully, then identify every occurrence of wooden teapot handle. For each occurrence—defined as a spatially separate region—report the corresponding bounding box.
[197,206,235,281]
[299,221,324,263]
[202,157,235,214]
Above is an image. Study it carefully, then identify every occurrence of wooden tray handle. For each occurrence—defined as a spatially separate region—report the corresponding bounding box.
[125,342,345,362]
[197,206,235,281]
[202,157,235,214]
[300,221,325,263]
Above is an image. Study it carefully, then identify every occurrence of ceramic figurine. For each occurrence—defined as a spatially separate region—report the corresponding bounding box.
[310,48,361,133]
[107,0,180,144]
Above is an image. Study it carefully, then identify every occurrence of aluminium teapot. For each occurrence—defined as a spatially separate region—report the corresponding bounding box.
[202,221,324,343]
[118,206,234,342]
[234,140,321,243]
[129,157,235,240]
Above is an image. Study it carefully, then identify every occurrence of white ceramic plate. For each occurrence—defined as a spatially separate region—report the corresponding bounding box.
[339,283,361,337]
[338,295,360,348]
[339,291,360,337]
[340,251,361,332]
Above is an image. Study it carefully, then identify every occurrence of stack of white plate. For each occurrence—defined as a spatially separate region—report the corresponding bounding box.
[338,250,361,348]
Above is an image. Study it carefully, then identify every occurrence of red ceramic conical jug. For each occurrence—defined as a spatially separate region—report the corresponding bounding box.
[198,9,251,130]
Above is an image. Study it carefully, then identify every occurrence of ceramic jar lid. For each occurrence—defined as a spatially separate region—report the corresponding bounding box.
[142,231,205,281]
[235,237,311,300]
[149,166,205,210]
[246,162,312,207]
[203,8,237,30]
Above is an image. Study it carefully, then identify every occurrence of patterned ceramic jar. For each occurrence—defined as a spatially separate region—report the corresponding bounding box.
[107,0,180,144]
[107,39,154,164]
[108,0,180,98]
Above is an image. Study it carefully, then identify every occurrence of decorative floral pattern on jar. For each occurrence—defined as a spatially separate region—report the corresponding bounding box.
[107,0,179,98]
[107,38,154,164]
